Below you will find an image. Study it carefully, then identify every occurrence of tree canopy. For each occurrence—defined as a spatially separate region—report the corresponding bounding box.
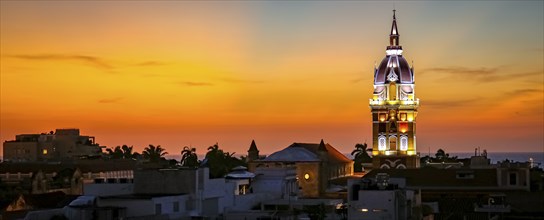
[180,146,199,168]
[204,143,246,178]
[351,143,372,172]
[142,144,168,163]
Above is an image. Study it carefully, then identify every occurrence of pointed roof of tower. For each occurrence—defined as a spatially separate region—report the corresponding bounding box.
[248,140,259,152]
[319,139,328,152]
[387,9,401,50]
[391,10,399,36]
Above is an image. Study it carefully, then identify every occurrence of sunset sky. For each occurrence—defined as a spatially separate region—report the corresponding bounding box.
[1,1,543,156]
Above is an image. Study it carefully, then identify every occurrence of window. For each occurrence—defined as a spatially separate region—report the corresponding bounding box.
[173,202,179,212]
[399,122,408,133]
[400,136,408,151]
[379,113,387,122]
[400,113,407,121]
[389,136,397,151]
[155,204,162,215]
[389,121,397,132]
[509,172,518,186]
[456,171,474,179]
[378,136,387,151]
[379,123,386,132]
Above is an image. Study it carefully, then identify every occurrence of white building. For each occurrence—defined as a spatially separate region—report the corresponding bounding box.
[348,173,417,220]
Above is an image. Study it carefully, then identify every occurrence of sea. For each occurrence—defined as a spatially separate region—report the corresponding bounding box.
[164,151,544,168]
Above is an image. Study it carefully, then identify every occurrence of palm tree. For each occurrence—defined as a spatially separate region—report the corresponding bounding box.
[106,146,123,159]
[142,144,168,162]
[180,146,199,167]
[204,143,246,178]
[351,143,372,172]
[121,145,135,159]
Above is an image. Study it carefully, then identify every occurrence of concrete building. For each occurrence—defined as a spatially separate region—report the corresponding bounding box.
[248,140,353,198]
[3,128,104,162]
[75,167,237,219]
[363,163,540,219]
[348,173,417,220]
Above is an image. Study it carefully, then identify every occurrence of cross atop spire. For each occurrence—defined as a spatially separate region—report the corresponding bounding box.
[388,10,401,50]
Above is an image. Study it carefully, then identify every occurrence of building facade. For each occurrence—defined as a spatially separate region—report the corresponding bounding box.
[370,11,420,169]
[3,128,104,162]
[248,140,353,198]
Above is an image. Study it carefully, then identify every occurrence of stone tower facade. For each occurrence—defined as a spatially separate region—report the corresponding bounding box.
[370,10,419,169]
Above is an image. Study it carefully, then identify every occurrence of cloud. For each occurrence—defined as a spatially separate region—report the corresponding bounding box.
[134,61,167,66]
[220,77,265,84]
[424,98,480,107]
[421,66,499,76]
[501,89,544,99]
[179,81,214,87]
[98,97,123,104]
[8,54,114,70]
[421,66,542,83]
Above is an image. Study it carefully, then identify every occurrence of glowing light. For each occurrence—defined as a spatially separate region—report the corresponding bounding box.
[386,49,403,55]
[42,149,48,155]
[400,113,407,121]
[304,173,310,180]
[399,122,408,133]
[400,136,408,151]
[379,114,387,122]
[361,209,369,212]
[378,136,387,151]
[385,150,396,156]
[407,151,416,156]
[407,115,414,122]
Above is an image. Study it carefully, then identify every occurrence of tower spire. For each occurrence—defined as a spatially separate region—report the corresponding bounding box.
[389,10,400,49]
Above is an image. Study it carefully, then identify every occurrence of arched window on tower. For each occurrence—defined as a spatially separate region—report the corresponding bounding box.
[378,136,387,151]
[389,136,397,151]
[400,136,408,151]
[389,83,397,100]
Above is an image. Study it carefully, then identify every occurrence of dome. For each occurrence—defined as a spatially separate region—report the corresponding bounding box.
[374,9,414,85]
[262,147,320,162]
[374,55,413,85]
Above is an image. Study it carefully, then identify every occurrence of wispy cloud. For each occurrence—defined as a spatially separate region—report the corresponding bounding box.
[501,89,544,99]
[8,54,114,70]
[178,81,214,87]
[6,54,171,72]
[424,98,480,107]
[134,61,167,66]
[220,77,265,84]
[421,66,499,76]
[421,66,541,83]
[98,97,123,104]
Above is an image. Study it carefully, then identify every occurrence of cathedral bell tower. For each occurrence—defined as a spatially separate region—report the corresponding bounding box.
[370,10,420,169]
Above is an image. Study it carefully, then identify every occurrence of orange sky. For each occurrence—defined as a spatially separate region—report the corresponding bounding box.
[1,1,543,156]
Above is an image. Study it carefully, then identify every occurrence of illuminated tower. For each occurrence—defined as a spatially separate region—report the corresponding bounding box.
[370,10,420,169]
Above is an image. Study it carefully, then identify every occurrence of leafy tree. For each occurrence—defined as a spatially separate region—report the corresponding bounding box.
[351,143,372,172]
[105,146,123,159]
[204,143,246,178]
[121,145,135,159]
[106,145,139,160]
[142,144,168,162]
[435,149,448,161]
[433,148,457,162]
[180,146,199,168]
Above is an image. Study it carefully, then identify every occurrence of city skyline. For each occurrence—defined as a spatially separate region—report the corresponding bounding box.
[1,1,543,155]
